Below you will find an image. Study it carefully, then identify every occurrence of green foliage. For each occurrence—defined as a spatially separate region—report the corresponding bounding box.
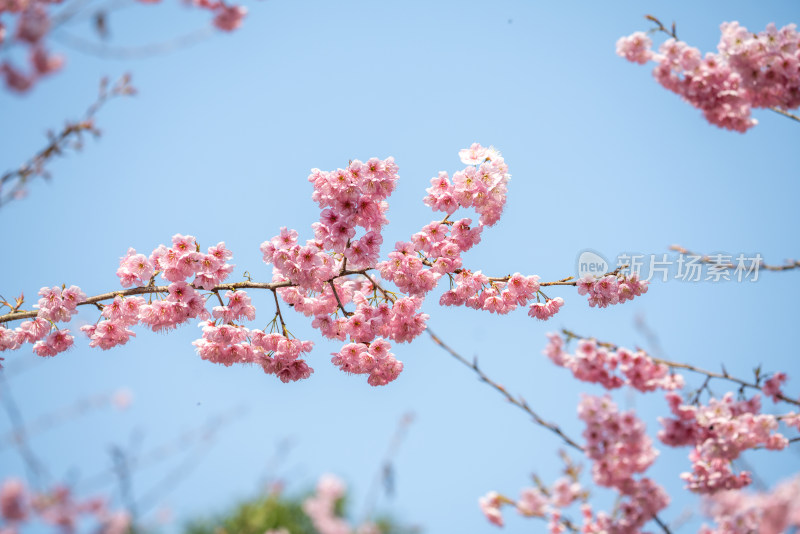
[181,488,419,534]
[183,491,316,534]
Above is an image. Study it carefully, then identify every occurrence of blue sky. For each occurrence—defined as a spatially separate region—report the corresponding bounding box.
[2,1,799,533]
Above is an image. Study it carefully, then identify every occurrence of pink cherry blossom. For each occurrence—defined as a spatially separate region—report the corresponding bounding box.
[478,492,505,527]
[619,21,800,131]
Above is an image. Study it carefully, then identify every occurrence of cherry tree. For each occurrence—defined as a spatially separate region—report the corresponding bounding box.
[1,7,799,534]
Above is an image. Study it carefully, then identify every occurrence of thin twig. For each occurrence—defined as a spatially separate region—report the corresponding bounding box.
[634,313,665,359]
[135,436,213,514]
[645,14,678,40]
[77,405,244,492]
[361,272,395,302]
[110,445,138,523]
[769,107,800,123]
[362,412,414,522]
[0,391,119,449]
[270,289,288,336]
[670,245,800,272]
[328,280,352,317]
[427,329,583,451]
[0,374,50,489]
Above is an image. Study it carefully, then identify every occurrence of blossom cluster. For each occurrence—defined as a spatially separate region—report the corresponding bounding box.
[762,371,787,402]
[576,273,648,308]
[698,476,800,534]
[423,143,510,226]
[578,395,669,532]
[479,395,669,533]
[543,333,684,392]
[0,285,86,357]
[379,222,475,297]
[659,392,790,494]
[194,321,314,383]
[579,395,659,484]
[0,0,246,93]
[617,22,800,132]
[148,235,235,289]
[438,269,556,318]
[375,145,508,300]
[331,338,403,387]
[101,236,233,343]
[302,475,379,534]
[0,1,62,93]
[261,147,532,385]
[259,157,412,385]
[478,477,583,528]
[306,157,397,263]
[0,478,129,534]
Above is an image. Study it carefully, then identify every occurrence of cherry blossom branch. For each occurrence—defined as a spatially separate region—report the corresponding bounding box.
[669,245,800,272]
[620,17,800,132]
[429,329,674,534]
[0,271,369,324]
[561,329,800,408]
[539,264,629,287]
[0,75,135,208]
[0,147,649,384]
[0,263,628,326]
[419,250,628,288]
[1,0,246,93]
